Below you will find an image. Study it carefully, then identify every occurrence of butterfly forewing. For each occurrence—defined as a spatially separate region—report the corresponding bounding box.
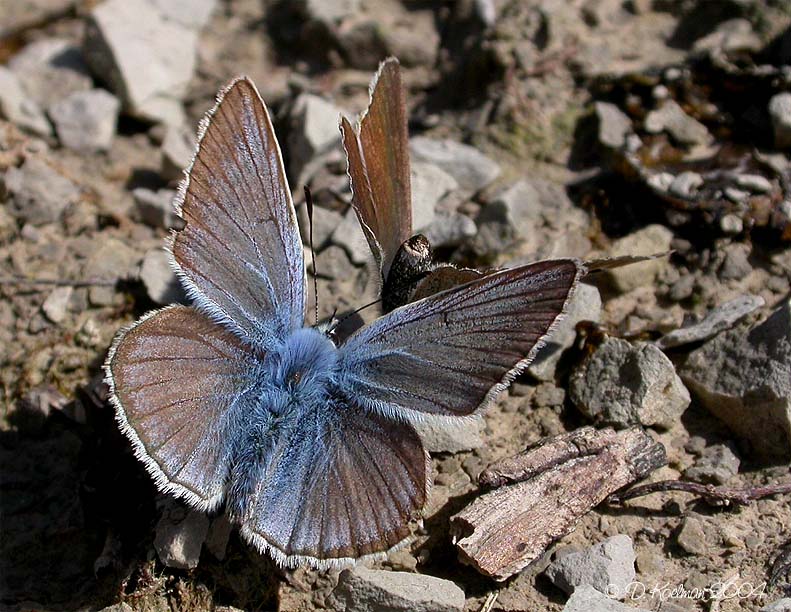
[106,306,259,510]
[239,406,428,566]
[340,260,583,418]
[341,58,412,278]
[172,77,305,349]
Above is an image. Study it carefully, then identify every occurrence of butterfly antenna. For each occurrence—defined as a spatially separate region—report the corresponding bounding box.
[330,298,382,333]
[304,186,320,327]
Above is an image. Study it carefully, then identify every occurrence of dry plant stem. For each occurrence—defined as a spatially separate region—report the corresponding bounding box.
[452,427,666,581]
[608,480,791,506]
[0,275,116,287]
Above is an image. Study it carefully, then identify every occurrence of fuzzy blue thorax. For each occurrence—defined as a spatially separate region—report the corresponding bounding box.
[227,326,343,521]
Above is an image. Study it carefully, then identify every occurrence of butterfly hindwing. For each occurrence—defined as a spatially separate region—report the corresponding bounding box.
[238,405,428,567]
[171,77,305,349]
[340,260,583,418]
[106,306,258,511]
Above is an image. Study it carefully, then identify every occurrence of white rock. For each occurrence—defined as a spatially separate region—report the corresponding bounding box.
[160,123,196,182]
[410,137,500,195]
[0,67,51,136]
[8,38,92,111]
[332,566,465,612]
[413,414,484,453]
[139,248,183,304]
[668,171,703,198]
[762,599,791,612]
[570,337,690,428]
[146,0,217,30]
[331,206,370,266]
[563,585,651,612]
[657,294,765,349]
[603,224,673,292]
[288,93,343,181]
[644,99,712,146]
[595,101,631,151]
[5,156,79,225]
[545,535,636,597]
[49,89,120,153]
[768,92,791,149]
[154,501,209,569]
[84,0,198,125]
[529,283,602,381]
[421,212,477,248]
[411,161,459,232]
[133,188,178,228]
[42,286,73,324]
[734,173,772,194]
[681,298,791,459]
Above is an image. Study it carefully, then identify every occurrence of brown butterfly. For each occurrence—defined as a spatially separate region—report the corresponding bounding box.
[340,57,482,312]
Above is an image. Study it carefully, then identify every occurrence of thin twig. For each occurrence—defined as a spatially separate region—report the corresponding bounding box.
[479,592,498,612]
[0,275,116,288]
[608,480,791,506]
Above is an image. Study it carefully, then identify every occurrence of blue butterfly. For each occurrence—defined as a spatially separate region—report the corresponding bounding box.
[104,76,583,568]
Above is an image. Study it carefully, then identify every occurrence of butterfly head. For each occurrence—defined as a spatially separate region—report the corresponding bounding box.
[270,327,338,403]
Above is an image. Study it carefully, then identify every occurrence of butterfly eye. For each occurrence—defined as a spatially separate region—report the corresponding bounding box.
[290,371,302,385]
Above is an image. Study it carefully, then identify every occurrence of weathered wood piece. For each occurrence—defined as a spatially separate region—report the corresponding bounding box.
[450,426,665,581]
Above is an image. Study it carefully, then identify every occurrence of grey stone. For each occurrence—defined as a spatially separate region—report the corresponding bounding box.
[421,212,477,249]
[544,535,636,597]
[332,566,465,612]
[720,213,744,235]
[410,137,500,195]
[724,186,750,203]
[413,414,484,454]
[98,603,134,612]
[154,501,209,569]
[161,124,196,182]
[657,294,765,349]
[205,515,232,561]
[303,0,360,25]
[288,93,343,181]
[718,242,752,281]
[770,82,791,127]
[647,171,674,192]
[570,337,690,428]
[133,187,178,228]
[83,237,140,305]
[84,0,198,125]
[595,101,631,151]
[411,161,459,232]
[331,206,370,266]
[297,202,344,250]
[762,599,791,612]
[381,13,440,69]
[42,286,72,324]
[680,298,791,460]
[684,443,740,485]
[603,225,673,292]
[146,0,217,30]
[479,178,590,259]
[0,67,51,136]
[474,0,497,26]
[5,156,79,225]
[312,244,354,280]
[668,171,703,198]
[676,515,709,556]
[49,89,120,153]
[769,93,791,149]
[8,38,92,112]
[529,283,602,381]
[693,18,762,55]
[644,100,713,147]
[562,585,651,612]
[734,173,772,194]
[139,248,183,304]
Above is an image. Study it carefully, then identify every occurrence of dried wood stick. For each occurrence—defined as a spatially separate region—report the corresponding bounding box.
[608,479,791,506]
[451,427,665,581]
